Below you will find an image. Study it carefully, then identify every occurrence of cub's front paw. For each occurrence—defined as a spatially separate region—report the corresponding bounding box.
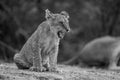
[48,67,59,72]
[29,66,46,72]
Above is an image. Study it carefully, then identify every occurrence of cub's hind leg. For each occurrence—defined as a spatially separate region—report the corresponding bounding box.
[14,53,30,69]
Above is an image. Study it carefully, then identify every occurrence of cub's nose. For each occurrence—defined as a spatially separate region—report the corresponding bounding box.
[66,27,70,32]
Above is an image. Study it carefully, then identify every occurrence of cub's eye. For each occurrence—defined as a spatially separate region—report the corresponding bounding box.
[59,21,63,24]
[59,21,66,29]
[59,21,64,26]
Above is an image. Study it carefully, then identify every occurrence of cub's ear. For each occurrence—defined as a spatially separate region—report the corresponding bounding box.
[45,9,53,19]
[61,11,69,19]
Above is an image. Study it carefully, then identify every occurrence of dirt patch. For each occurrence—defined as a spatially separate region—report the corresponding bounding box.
[0,63,120,80]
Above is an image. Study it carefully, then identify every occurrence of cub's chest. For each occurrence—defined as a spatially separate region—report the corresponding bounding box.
[40,37,59,55]
[44,37,59,48]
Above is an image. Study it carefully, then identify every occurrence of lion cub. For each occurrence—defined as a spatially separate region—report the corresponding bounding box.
[14,9,70,72]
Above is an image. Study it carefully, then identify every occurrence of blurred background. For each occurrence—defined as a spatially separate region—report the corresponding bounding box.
[0,0,120,64]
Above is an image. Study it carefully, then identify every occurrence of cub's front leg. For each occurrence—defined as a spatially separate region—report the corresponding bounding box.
[48,47,58,72]
[30,48,46,72]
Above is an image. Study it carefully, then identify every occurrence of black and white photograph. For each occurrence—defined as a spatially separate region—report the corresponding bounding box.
[0,0,120,80]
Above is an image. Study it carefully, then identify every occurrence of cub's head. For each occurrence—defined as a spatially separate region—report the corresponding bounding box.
[45,9,70,39]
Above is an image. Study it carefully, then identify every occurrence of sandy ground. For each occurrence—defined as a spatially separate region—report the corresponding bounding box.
[0,63,120,80]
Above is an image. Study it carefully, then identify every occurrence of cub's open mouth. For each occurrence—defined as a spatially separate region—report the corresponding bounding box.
[57,31,65,39]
